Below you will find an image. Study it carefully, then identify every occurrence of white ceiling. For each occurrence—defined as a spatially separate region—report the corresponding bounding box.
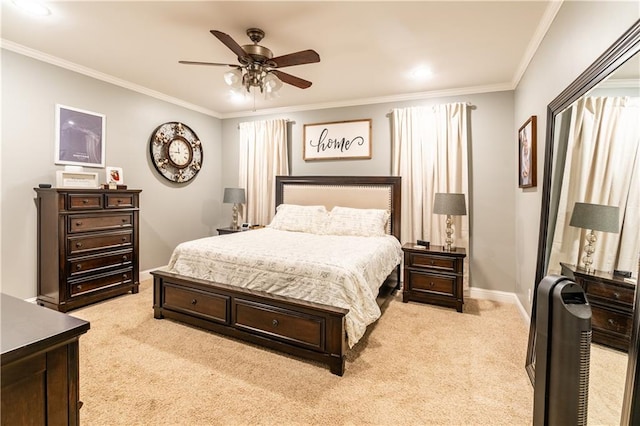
[1,1,557,118]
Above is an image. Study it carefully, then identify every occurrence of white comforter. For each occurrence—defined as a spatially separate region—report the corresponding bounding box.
[167,228,402,347]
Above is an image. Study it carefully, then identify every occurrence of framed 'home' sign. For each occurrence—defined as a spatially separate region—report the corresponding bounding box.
[303,119,372,161]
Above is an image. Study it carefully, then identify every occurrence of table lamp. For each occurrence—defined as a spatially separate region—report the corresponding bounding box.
[223,188,246,229]
[569,202,619,272]
[433,193,467,251]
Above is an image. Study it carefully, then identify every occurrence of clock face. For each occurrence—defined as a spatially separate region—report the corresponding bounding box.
[149,122,202,183]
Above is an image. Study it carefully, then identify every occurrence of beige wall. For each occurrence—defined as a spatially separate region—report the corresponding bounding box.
[513,1,640,314]
[1,51,222,299]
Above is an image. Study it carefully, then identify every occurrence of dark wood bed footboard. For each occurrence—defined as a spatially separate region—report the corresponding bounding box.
[152,269,349,375]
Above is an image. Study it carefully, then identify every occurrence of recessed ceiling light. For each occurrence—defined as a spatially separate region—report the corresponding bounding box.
[12,0,51,16]
[409,65,433,81]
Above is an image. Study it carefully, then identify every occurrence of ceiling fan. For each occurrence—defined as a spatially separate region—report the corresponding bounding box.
[179,28,320,96]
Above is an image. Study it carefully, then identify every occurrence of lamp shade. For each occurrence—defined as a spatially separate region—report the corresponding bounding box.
[433,193,467,216]
[223,188,246,204]
[569,202,619,233]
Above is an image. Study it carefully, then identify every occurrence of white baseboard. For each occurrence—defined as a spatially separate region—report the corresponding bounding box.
[469,287,531,325]
[140,266,167,283]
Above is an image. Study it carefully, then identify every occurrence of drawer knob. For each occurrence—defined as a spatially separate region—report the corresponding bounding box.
[75,221,83,226]
[430,260,435,265]
[272,319,279,327]
[121,237,127,242]
[76,264,82,270]
[122,255,128,262]
[614,292,620,299]
[429,282,434,287]
[608,318,616,326]
[76,284,82,290]
[82,199,88,204]
[76,242,83,248]
[122,218,127,223]
[117,199,122,204]
[191,299,197,305]
[122,274,128,280]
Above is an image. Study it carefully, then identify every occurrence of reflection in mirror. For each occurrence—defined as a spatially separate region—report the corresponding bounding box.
[526,19,640,425]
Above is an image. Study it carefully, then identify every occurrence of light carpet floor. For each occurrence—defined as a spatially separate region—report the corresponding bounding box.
[69,280,625,425]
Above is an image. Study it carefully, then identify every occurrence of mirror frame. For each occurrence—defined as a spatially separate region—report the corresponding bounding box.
[526,17,640,393]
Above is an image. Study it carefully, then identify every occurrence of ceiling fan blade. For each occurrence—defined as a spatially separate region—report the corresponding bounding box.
[271,49,320,68]
[272,70,312,89]
[210,30,251,62]
[179,60,237,67]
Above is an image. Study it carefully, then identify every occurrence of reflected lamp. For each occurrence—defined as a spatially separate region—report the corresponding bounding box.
[569,202,619,272]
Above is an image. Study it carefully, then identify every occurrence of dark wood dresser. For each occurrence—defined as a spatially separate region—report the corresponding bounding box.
[561,262,636,352]
[402,243,466,312]
[35,188,141,312]
[1,293,90,425]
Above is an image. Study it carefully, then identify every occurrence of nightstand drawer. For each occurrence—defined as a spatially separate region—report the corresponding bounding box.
[584,280,635,307]
[407,270,456,296]
[408,253,457,272]
[591,306,632,337]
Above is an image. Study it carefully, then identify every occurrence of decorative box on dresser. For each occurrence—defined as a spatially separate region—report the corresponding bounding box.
[561,262,636,352]
[35,188,141,312]
[402,243,466,312]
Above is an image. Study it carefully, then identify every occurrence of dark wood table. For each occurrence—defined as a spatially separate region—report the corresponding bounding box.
[1,293,90,425]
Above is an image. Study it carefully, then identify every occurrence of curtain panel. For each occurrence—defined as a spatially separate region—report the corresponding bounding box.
[238,119,289,227]
[391,102,470,289]
[548,97,640,275]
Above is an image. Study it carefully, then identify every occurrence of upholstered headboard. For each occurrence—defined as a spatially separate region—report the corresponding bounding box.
[275,176,401,241]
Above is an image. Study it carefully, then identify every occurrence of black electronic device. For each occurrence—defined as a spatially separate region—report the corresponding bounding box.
[38,183,52,188]
[416,239,430,248]
[614,270,632,278]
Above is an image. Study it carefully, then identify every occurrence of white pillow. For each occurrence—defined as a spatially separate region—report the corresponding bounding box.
[267,204,328,234]
[324,206,390,237]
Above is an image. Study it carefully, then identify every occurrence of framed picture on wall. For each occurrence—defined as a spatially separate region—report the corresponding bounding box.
[518,115,537,188]
[55,104,106,168]
[303,119,372,161]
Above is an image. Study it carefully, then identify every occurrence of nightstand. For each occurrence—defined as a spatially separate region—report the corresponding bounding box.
[402,243,466,312]
[216,227,243,235]
[561,262,635,352]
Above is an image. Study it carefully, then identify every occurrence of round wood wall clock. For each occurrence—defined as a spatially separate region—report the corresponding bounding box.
[149,122,203,183]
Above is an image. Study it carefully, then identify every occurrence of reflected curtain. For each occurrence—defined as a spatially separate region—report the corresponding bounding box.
[548,97,640,275]
[391,102,470,289]
[238,119,289,226]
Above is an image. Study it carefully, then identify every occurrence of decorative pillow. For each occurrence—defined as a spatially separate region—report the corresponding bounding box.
[267,204,328,234]
[323,206,390,237]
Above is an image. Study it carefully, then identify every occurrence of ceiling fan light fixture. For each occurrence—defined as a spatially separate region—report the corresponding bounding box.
[223,68,243,88]
[263,72,283,94]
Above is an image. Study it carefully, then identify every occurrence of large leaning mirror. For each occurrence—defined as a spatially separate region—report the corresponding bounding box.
[526,19,640,424]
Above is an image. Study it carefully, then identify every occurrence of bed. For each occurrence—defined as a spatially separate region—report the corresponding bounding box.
[151,176,401,375]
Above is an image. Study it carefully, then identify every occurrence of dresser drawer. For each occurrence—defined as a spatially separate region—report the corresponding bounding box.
[68,250,133,277]
[163,284,230,323]
[234,299,325,351]
[68,230,132,255]
[69,268,133,296]
[408,253,457,272]
[406,270,456,296]
[591,305,632,338]
[106,194,135,208]
[68,213,132,233]
[68,194,103,210]
[583,280,635,307]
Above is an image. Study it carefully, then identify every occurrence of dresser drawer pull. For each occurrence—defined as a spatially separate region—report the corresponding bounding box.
[122,274,128,280]
[122,255,128,262]
[76,264,82,270]
[75,221,83,226]
[191,299,197,305]
[430,260,435,266]
[76,284,82,291]
[117,199,122,204]
[429,282,435,287]
[82,199,89,204]
[608,318,616,326]
[76,242,83,248]
[121,237,127,242]
[613,292,620,300]
[121,218,127,223]
[272,319,279,327]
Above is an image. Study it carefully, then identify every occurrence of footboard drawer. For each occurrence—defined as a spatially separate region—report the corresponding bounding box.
[163,284,230,324]
[234,299,325,351]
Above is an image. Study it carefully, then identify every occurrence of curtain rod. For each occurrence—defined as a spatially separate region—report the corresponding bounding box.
[385,102,476,117]
[237,119,295,129]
